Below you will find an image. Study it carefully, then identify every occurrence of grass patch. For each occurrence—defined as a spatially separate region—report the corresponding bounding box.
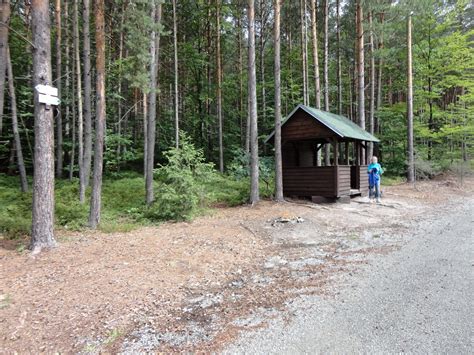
[0,171,276,239]
[382,175,405,186]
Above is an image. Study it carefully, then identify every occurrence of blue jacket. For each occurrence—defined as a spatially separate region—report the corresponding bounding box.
[367,163,383,186]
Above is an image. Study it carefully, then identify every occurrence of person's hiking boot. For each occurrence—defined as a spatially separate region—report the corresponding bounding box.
[376,198,381,204]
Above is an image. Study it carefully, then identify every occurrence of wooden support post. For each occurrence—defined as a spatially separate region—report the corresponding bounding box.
[355,141,360,166]
[333,139,339,166]
[345,142,350,165]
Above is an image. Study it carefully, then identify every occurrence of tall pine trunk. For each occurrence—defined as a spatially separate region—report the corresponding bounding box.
[356,0,365,164]
[0,0,10,136]
[323,0,330,165]
[274,0,283,201]
[73,0,85,202]
[336,0,342,115]
[406,13,414,182]
[248,0,259,204]
[31,0,56,252]
[368,11,375,159]
[7,46,28,192]
[146,1,161,205]
[300,0,308,105]
[216,0,224,172]
[89,0,106,228]
[310,0,320,109]
[55,0,63,177]
[83,0,93,187]
[173,0,179,148]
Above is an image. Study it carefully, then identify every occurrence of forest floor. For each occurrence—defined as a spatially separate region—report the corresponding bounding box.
[0,174,472,353]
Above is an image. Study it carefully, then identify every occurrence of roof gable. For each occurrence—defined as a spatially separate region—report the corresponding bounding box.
[266,104,380,143]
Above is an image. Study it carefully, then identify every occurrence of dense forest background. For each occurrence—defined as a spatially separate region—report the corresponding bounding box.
[0,0,472,244]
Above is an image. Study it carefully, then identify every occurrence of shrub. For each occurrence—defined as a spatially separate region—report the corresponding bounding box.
[145,133,214,221]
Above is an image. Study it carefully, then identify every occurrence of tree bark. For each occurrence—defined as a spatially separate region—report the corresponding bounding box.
[7,46,28,192]
[73,0,85,202]
[356,0,365,164]
[0,0,10,136]
[31,0,56,252]
[336,0,342,115]
[368,11,375,159]
[310,0,321,109]
[406,13,414,182]
[323,0,329,111]
[274,0,283,201]
[146,1,161,206]
[216,0,224,172]
[248,0,259,204]
[300,0,308,105]
[54,0,63,178]
[89,0,106,228]
[259,0,267,124]
[323,0,330,165]
[83,0,92,187]
[172,0,179,148]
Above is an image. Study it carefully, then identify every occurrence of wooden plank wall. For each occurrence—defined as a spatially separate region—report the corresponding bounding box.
[283,166,336,197]
[359,165,369,193]
[337,166,351,197]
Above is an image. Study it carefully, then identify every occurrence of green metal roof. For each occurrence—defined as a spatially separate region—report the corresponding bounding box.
[266,104,380,143]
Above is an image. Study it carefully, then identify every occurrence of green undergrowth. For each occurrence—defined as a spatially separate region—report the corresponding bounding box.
[0,172,272,239]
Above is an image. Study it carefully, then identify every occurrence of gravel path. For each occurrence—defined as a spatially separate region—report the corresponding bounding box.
[226,197,474,354]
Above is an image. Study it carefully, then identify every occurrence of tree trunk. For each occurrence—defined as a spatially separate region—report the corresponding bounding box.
[376,12,384,134]
[73,0,85,202]
[300,0,307,105]
[64,0,70,138]
[7,46,28,192]
[172,0,179,148]
[54,0,63,178]
[31,0,56,252]
[259,0,267,125]
[216,0,224,172]
[0,0,10,136]
[89,0,106,228]
[336,0,342,115]
[323,0,329,111]
[274,0,283,201]
[406,13,414,182]
[146,1,161,206]
[248,0,259,204]
[310,0,321,109]
[356,0,365,164]
[323,0,330,165]
[83,0,92,187]
[368,11,375,159]
[69,32,76,181]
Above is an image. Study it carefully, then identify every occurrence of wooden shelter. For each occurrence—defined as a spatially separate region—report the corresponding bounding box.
[266,104,379,200]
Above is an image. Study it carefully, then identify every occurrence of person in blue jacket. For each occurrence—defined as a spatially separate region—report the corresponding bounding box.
[367,156,384,203]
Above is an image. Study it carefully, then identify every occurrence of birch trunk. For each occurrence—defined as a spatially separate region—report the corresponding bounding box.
[89,0,106,228]
[7,46,28,192]
[31,0,56,252]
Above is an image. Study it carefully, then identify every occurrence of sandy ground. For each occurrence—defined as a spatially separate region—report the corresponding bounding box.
[0,175,472,353]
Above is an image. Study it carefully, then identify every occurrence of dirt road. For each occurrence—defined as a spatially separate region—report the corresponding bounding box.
[226,196,474,354]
